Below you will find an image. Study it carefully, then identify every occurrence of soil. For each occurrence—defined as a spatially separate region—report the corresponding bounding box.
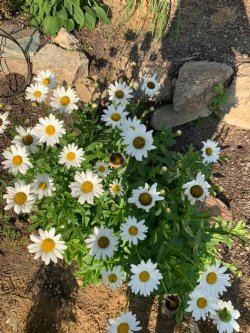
[0,0,250,332]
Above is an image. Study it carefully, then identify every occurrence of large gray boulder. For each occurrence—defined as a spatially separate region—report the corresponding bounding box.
[216,63,250,130]
[173,61,233,114]
[32,44,89,85]
[151,61,234,129]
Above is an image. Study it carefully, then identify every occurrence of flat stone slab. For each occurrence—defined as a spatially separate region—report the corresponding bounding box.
[216,63,250,130]
[151,103,211,130]
[32,44,89,85]
[0,24,42,58]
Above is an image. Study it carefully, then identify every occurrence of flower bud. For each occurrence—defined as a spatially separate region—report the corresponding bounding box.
[176,130,182,136]
[91,103,97,109]
[161,166,168,172]
[160,189,165,196]
[165,207,171,213]
[150,106,154,111]
[217,186,224,193]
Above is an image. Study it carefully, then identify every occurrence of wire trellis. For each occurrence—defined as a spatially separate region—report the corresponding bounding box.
[0,27,32,98]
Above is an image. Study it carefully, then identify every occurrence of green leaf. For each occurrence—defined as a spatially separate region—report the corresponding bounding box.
[73,6,85,27]
[57,8,68,20]
[63,18,75,32]
[42,15,62,35]
[84,12,96,31]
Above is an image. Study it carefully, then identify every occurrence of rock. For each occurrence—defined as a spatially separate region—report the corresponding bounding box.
[197,197,233,221]
[52,27,78,50]
[0,24,42,58]
[151,103,211,130]
[74,81,95,103]
[216,63,250,130]
[173,61,233,114]
[32,44,89,85]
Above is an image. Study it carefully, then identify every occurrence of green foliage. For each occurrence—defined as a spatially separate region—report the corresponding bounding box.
[23,0,110,35]
[6,94,248,321]
[209,83,229,113]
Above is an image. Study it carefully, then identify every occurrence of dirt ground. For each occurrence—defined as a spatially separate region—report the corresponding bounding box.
[0,0,250,332]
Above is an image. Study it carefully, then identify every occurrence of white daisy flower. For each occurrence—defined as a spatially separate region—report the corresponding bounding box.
[50,86,80,113]
[182,172,210,205]
[32,174,56,199]
[186,287,219,321]
[33,113,66,147]
[211,300,240,333]
[85,227,118,260]
[128,183,164,212]
[94,161,111,178]
[109,152,126,169]
[4,180,36,214]
[108,80,133,105]
[12,126,39,154]
[120,216,148,245]
[107,311,142,333]
[2,145,32,175]
[27,227,67,265]
[25,82,48,103]
[101,266,124,289]
[59,143,85,168]
[0,111,10,134]
[69,170,104,205]
[141,73,161,97]
[202,139,221,164]
[110,179,123,197]
[199,261,231,296]
[34,69,57,90]
[128,259,163,297]
[122,127,156,161]
[101,104,129,129]
[120,116,145,135]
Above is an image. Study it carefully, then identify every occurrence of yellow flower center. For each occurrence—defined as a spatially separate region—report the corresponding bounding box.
[97,236,110,249]
[60,96,70,106]
[98,165,106,173]
[66,152,76,161]
[111,113,121,121]
[12,155,23,166]
[108,274,117,283]
[133,136,146,149]
[205,147,213,156]
[115,90,124,99]
[206,272,218,284]
[128,226,138,236]
[39,182,47,190]
[190,185,204,198]
[22,134,33,145]
[45,125,56,135]
[34,91,41,97]
[43,77,50,85]
[196,297,207,309]
[117,323,129,333]
[112,184,120,193]
[81,181,93,193]
[139,192,152,206]
[14,192,27,205]
[147,81,155,89]
[139,271,150,282]
[41,238,55,252]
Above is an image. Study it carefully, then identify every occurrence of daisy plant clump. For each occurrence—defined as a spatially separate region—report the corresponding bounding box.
[2,70,248,330]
